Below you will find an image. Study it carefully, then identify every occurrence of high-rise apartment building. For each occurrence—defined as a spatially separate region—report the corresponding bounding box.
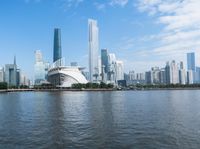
[88,19,99,82]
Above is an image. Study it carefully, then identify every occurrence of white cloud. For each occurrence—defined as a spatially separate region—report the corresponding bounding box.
[60,0,84,9]
[109,0,129,7]
[94,2,106,11]
[134,0,200,71]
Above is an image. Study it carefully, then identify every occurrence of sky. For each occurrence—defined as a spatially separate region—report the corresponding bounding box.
[0,0,200,79]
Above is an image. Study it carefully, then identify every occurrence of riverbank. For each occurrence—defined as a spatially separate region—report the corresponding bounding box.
[0,88,115,93]
[1,87,200,93]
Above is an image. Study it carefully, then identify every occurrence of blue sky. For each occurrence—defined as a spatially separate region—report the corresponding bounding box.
[0,0,200,79]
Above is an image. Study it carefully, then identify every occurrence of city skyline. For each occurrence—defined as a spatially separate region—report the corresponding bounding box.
[1,0,200,79]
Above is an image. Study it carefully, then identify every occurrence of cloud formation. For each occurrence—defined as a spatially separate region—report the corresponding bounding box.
[109,0,129,7]
[136,0,200,66]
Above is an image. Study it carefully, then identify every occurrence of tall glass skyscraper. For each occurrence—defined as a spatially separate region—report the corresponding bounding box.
[88,19,99,82]
[53,28,62,63]
[187,52,195,71]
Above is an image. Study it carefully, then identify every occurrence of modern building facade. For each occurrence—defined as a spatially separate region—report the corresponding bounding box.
[34,50,46,85]
[101,49,109,82]
[88,19,99,82]
[116,60,124,81]
[5,57,18,87]
[0,67,4,82]
[48,28,88,87]
[170,60,179,84]
[53,28,62,63]
[187,52,195,71]
[179,61,186,85]
[48,66,88,87]
[187,70,194,84]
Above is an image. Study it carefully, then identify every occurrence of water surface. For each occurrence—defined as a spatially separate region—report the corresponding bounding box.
[0,90,200,149]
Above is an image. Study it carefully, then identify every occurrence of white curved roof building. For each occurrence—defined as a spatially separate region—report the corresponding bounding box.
[48,66,88,87]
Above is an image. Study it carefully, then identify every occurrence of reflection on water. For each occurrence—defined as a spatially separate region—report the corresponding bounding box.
[0,90,200,148]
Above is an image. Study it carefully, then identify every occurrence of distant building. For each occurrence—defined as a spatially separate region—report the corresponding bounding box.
[5,56,18,87]
[0,67,4,82]
[145,71,153,84]
[34,50,46,85]
[70,62,78,67]
[107,53,116,84]
[129,71,136,81]
[179,61,186,85]
[101,49,108,82]
[151,67,160,84]
[170,60,179,84]
[88,19,99,82]
[187,70,194,84]
[116,60,124,81]
[187,52,195,83]
[165,62,171,84]
[48,28,88,87]
[159,68,166,84]
[187,52,195,71]
[195,67,200,83]
[53,28,62,64]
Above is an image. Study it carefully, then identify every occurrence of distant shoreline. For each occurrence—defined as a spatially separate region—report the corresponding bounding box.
[1,88,200,93]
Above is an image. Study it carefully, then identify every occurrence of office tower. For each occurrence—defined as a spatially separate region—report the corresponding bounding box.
[187,52,195,71]
[0,67,4,82]
[180,61,184,69]
[179,61,186,85]
[88,19,99,82]
[107,53,116,83]
[20,73,29,86]
[136,73,145,81]
[165,62,171,84]
[116,60,124,81]
[187,52,195,83]
[159,68,166,84]
[34,50,45,85]
[98,56,102,80]
[129,71,135,81]
[145,71,153,84]
[53,28,62,63]
[5,57,18,87]
[170,60,179,84]
[151,67,160,84]
[187,70,194,84]
[101,49,108,82]
[44,62,50,80]
[16,69,21,87]
[196,67,200,83]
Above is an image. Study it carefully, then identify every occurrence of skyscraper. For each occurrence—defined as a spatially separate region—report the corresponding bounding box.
[5,56,18,87]
[179,61,186,85]
[101,49,108,82]
[165,62,171,84]
[88,19,99,82]
[116,60,124,81]
[53,28,62,63]
[0,67,4,82]
[170,60,179,84]
[187,52,195,71]
[34,50,45,85]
